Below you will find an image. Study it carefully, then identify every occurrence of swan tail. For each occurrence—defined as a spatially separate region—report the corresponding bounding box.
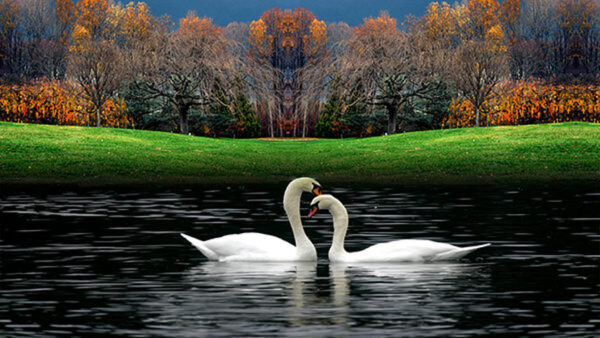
[433,243,491,261]
[180,233,219,261]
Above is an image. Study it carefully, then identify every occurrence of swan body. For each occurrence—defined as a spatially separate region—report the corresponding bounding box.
[181,177,322,262]
[308,194,490,263]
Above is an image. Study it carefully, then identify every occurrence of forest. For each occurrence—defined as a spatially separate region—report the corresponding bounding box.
[0,0,598,137]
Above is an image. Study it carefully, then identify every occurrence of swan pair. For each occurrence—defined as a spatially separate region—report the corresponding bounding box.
[181,178,490,263]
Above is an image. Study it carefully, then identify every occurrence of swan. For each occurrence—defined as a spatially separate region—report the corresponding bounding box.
[308,194,490,263]
[180,177,322,262]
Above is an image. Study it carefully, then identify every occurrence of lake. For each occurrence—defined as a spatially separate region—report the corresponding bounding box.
[1,184,599,336]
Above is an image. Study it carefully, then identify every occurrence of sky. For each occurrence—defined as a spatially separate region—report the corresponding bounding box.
[141,0,433,26]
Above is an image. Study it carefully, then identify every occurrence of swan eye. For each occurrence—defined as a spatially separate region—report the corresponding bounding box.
[308,204,319,218]
[312,185,322,196]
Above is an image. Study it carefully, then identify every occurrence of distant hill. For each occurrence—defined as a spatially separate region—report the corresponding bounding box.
[143,0,431,26]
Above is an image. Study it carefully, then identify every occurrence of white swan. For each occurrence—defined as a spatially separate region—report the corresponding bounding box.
[181,177,322,262]
[308,194,490,263]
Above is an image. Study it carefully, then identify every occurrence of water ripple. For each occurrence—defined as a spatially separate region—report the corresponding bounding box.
[0,186,598,336]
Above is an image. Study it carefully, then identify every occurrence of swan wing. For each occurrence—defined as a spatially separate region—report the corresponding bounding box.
[431,243,491,261]
[202,232,297,261]
[181,233,219,260]
[349,239,461,262]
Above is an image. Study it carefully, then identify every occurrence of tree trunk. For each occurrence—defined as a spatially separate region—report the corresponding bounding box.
[302,117,307,138]
[268,112,274,137]
[301,101,308,138]
[387,104,398,134]
[96,107,101,127]
[179,105,189,134]
[475,107,480,127]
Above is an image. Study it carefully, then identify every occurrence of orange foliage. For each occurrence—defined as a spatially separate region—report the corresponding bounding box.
[305,18,327,55]
[249,8,326,57]
[56,0,76,41]
[118,2,155,44]
[445,81,600,128]
[75,0,110,40]
[500,0,520,41]
[0,81,132,128]
[466,0,501,40]
[422,2,456,42]
[179,12,221,37]
[279,9,298,49]
[355,12,398,37]
[249,18,271,56]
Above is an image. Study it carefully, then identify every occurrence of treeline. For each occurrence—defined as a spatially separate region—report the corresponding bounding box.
[0,0,598,137]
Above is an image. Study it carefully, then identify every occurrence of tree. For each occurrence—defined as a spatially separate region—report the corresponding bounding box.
[315,86,345,138]
[451,40,507,127]
[67,0,125,127]
[463,0,501,41]
[555,0,600,79]
[73,0,113,41]
[68,39,124,127]
[345,12,444,134]
[16,0,70,79]
[129,12,234,134]
[229,83,261,138]
[421,1,459,48]
[300,22,352,137]
[0,0,21,77]
[226,21,279,137]
[248,8,327,137]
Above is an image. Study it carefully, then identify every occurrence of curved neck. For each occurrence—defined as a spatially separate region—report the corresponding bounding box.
[328,199,349,259]
[283,183,314,254]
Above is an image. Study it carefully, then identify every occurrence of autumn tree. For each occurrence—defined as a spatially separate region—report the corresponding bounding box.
[68,39,124,127]
[344,12,445,134]
[451,40,508,127]
[441,0,509,127]
[129,12,234,134]
[421,1,460,48]
[248,8,327,136]
[68,0,124,127]
[56,0,76,39]
[457,0,502,42]
[113,1,158,49]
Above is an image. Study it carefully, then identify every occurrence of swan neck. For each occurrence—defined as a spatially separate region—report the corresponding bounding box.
[283,183,312,250]
[329,200,349,259]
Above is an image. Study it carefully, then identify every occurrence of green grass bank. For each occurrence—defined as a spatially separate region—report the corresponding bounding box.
[0,121,599,186]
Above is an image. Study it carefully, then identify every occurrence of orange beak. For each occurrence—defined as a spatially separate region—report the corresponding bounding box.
[308,205,319,218]
[312,186,322,196]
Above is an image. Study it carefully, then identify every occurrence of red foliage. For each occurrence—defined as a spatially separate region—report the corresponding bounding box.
[0,80,132,128]
[445,81,600,128]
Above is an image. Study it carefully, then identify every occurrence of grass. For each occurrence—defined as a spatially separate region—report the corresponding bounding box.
[0,121,599,186]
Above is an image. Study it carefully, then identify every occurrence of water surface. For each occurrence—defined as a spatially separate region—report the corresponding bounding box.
[1,185,599,336]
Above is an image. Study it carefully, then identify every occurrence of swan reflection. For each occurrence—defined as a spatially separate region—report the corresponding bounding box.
[186,261,317,285]
[139,262,488,333]
[329,263,490,327]
[141,261,319,330]
[330,262,487,280]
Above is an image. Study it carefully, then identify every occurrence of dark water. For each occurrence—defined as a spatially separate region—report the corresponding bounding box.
[1,184,599,337]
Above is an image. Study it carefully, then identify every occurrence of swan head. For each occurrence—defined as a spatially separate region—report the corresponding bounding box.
[308,194,338,218]
[291,177,323,196]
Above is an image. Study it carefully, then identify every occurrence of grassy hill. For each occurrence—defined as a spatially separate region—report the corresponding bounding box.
[0,121,598,186]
